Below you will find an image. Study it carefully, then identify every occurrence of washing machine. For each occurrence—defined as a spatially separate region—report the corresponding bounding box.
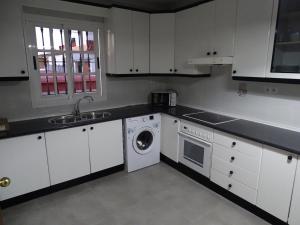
[124,114,161,172]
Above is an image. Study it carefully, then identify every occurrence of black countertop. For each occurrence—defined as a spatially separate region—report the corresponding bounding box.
[1,104,300,155]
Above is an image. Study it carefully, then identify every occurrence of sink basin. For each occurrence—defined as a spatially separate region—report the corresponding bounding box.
[48,112,112,125]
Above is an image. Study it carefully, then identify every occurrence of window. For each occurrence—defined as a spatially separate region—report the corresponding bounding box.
[25,15,106,107]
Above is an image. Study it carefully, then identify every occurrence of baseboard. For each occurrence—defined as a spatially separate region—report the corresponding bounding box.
[160,154,287,225]
[1,164,124,209]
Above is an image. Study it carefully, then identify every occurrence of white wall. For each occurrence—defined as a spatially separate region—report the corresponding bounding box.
[0,77,167,121]
[166,67,300,131]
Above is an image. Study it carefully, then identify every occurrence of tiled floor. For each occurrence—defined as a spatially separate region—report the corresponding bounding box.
[3,163,270,225]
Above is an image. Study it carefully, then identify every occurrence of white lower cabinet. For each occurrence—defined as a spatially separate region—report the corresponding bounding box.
[289,159,300,225]
[89,120,124,173]
[161,114,180,162]
[257,146,297,222]
[45,126,91,185]
[0,134,50,201]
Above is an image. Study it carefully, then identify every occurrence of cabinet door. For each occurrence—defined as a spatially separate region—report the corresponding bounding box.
[45,126,90,185]
[0,0,28,78]
[150,13,175,74]
[112,8,134,74]
[175,3,213,74]
[161,114,179,162]
[257,146,297,222]
[232,0,274,77]
[289,159,300,225]
[89,120,124,173]
[133,11,150,74]
[0,134,50,201]
[213,0,237,57]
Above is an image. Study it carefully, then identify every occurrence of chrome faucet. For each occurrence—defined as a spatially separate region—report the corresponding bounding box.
[73,96,94,116]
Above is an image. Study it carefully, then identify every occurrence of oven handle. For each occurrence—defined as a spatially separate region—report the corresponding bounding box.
[178,132,212,147]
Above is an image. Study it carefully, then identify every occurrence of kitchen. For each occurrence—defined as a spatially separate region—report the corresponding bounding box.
[1,0,300,224]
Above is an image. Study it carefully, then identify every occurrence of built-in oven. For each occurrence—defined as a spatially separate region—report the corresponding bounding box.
[178,121,213,178]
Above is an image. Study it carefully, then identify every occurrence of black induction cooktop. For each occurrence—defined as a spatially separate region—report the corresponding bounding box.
[183,112,238,125]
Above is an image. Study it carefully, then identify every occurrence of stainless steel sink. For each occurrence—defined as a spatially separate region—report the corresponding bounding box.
[48,112,112,125]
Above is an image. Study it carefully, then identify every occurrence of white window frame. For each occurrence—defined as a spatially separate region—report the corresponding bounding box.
[24,14,107,108]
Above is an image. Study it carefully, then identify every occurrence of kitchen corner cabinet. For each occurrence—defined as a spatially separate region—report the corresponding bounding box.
[45,126,91,185]
[89,120,124,173]
[161,114,180,162]
[0,0,28,78]
[232,0,274,78]
[289,158,300,225]
[106,8,149,74]
[0,134,50,201]
[257,146,297,222]
[150,13,175,74]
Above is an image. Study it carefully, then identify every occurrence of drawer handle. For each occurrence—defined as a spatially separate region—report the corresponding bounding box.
[82,128,86,132]
[228,184,232,190]
[37,136,42,140]
[232,142,236,147]
[174,120,178,123]
[90,127,94,131]
[229,170,234,176]
[230,156,235,162]
[288,155,293,162]
[0,177,11,188]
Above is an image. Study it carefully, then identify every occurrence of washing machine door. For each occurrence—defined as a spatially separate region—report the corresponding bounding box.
[133,128,154,155]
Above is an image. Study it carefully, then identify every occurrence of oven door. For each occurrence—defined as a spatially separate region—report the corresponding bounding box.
[178,132,212,177]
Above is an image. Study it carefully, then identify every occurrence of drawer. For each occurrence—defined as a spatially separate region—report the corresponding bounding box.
[214,131,262,158]
[211,169,257,204]
[213,143,261,174]
[212,156,259,189]
[214,130,236,148]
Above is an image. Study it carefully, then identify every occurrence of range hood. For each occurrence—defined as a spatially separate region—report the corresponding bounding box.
[188,57,233,66]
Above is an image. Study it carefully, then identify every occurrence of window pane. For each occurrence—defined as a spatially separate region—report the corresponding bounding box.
[38,52,53,74]
[55,54,66,73]
[83,53,96,75]
[35,27,51,50]
[74,74,84,93]
[56,75,68,94]
[55,54,68,95]
[82,31,94,51]
[72,53,82,73]
[53,28,65,51]
[41,75,55,96]
[70,30,81,51]
[85,74,97,93]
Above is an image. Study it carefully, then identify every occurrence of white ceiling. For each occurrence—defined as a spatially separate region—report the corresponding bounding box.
[65,0,207,12]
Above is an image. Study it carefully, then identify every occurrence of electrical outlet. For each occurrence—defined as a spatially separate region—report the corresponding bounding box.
[271,87,278,94]
[264,86,278,94]
[264,87,271,93]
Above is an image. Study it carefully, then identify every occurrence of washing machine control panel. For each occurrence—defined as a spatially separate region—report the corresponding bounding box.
[180,122,213,142]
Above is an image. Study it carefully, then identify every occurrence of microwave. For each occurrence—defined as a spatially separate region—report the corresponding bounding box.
[151,91,177,107]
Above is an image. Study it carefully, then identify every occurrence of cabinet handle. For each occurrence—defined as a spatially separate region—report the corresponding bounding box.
[232,142,236,147]
[82,128,86,132]
[97,57,100,69]
[174,120,178,123]
[230,156,235,162]
[135,69,139,72]
[0,177,11,188]
[174,69,178,72]
[33,56,37,70]
[21,70,26,74]
[228,184,232,189]
[37,136,42,140]
[170,69,173,72]
[213,51,217,55]
[233,70,237,74]
[90,127,94,131]
[288,155,293,162]
[206,52,211,56]
[229,170,234,176]
[130,69,133,72]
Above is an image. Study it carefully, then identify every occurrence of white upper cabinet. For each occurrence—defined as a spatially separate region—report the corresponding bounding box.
[89,120,124,173]
[257,146,297,222]
[0,0,28,78]
[133,11,150,74]
[150,13,175,74]
[232,0,274,78]
[0,134,50,201]
[161,114,180,162]
[175,3,214,74]
[45,126,91,185]
[266,0,300,79]
[289,158,300,225]
[106,8,149,74]
[213,0,237,57]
